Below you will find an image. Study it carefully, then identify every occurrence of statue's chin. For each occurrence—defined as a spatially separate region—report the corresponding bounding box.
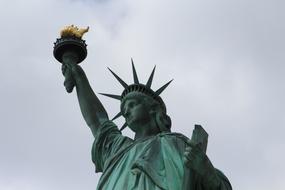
[127,121,141,133]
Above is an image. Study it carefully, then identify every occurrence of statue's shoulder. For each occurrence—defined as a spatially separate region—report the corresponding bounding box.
[157,132,190,143]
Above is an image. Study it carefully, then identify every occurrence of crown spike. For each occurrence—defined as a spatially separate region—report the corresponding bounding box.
[120,122,128,131]
[112,111,122,121]
[155,79,173,96]
[146,65,156,88]
[99,93,122,100]
[131,59,139,84]
[108,67,128,88]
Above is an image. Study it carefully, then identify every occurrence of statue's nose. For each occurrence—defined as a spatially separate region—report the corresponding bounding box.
[124,108,130,118]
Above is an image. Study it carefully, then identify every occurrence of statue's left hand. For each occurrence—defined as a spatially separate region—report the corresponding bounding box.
[184,139,212,176]
[184,139,221,187]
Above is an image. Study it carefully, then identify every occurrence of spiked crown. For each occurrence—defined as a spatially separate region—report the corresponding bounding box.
[100,59,173,131]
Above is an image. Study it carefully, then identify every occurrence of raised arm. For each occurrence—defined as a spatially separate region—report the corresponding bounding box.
[62,61,109,137]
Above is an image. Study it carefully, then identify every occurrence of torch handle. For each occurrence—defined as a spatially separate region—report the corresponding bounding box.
[64,66,75,93]
[62,51,79,93]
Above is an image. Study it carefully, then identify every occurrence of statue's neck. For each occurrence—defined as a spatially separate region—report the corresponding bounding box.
[133,120,160,140]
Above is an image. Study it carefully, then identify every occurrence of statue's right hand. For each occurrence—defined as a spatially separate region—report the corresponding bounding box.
[61,63,86,93]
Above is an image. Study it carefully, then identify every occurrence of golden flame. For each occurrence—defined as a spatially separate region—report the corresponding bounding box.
[60,25,89,39]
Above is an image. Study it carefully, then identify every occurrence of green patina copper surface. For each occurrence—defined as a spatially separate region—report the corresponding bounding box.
[54,30,232,189]
[92,121,231,190]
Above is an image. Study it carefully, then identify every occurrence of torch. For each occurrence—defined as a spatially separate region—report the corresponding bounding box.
[53,25,89,92]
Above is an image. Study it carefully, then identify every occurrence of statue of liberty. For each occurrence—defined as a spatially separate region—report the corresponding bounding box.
[56,25,232,190]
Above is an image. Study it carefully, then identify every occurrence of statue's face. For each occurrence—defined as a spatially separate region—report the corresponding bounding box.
[122,97,152,131]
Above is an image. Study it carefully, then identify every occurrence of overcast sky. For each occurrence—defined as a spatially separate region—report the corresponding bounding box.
[0,0,284,189]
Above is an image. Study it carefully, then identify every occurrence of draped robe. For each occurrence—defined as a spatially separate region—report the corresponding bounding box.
[92,121,232,190]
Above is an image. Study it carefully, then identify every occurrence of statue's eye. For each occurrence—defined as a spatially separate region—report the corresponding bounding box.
[129,102,135,108]
[128,100,138,108]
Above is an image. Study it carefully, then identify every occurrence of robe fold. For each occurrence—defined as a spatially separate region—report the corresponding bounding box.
[92,121,232,190]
